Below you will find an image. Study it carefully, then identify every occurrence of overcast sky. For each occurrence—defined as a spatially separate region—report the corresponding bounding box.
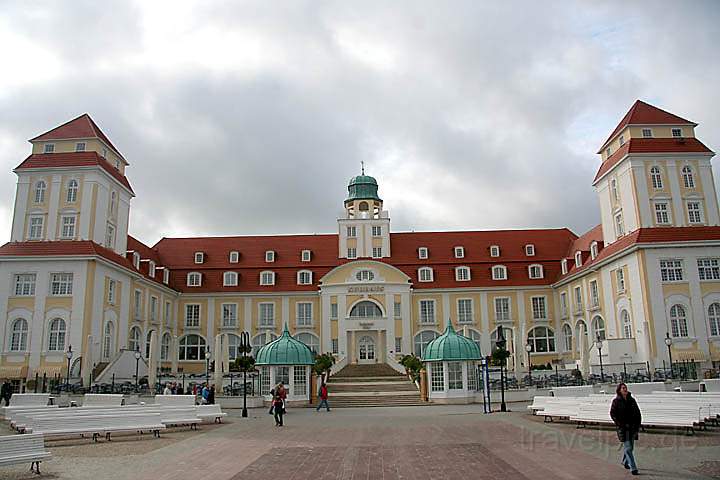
[0,1,718,246]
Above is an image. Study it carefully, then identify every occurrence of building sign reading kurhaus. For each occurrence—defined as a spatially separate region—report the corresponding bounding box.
[348,286,385,293]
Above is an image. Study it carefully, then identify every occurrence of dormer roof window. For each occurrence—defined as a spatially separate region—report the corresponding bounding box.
[148,261,156,277]
[418,267,434,282]
[561,259,568,275]
[75,142,86,152]
[454,246,465,259]
[265,251,276,263]
[132,252,140,269]
[223,271,239,287]
[525,244,535,256]
[229,251,239,263]
[590,241,599,260]
[455,266,471,282]
[43,143,55,153]
[490,245,500,258]
[163,269,170,284]
[528,264,543,279]
[301,250,311,262]
[418,247,428,259]
[574,251,582,268]
[194,252,204,264]
[492,265,507,280]
[187,272,202,287]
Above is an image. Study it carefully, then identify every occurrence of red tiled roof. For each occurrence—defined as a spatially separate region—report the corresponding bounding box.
[15,152,134,194]
[599,100,696,152]
[30,113,124,159]
[565,224,603,258]
[593,138,713,184]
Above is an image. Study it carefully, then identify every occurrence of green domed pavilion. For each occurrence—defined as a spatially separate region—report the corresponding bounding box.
[255,325,314,403]
[345,173,382,204]
[422,324,482,362]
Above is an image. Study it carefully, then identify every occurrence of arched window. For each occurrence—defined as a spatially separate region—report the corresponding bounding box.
[161,332,171,361]
[145,330,155,358]
[591,316,606,341]
[575,320,587,353]
[527,326,555,353]
[9,318,28,351]
[295,332,319,354]
[562,324,573,351]
[178,334,207,360]
[670,304,689,337]
[492,265,507,280]
[34,181,46,203]
[528,264,543,279]
[187,272,202,287]
[48,318,66,351]
[682,166,695,188]
[708,303,720,337]
[103,321,114,360]
[350,301,382,318]
[418,267,434,282]
[455,266,471,281]
[251,332,277,357]
[414,330,439,357]
[223,271,238,286]
[650,166,663,189]
[66,179,78,203]
[621,310,633,338]
[128,326,141,352]
[465,329,482,353]
[226,333,240,360]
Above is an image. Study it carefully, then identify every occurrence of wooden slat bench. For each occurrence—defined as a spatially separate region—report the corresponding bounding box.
[154,395,197,407]
[24,413,166,441]
[81,394,125,407]
[196,404,227,423]
[0,433,51,474]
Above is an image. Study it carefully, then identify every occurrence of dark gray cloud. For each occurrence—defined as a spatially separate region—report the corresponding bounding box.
[0,1,718,245]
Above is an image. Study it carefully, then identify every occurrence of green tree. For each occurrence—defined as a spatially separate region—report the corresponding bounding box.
[400,355,423,381]
[313,353,335,376]
[490,348,511,366]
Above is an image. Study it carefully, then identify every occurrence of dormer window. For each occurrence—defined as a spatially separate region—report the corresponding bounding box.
[75,142,86,152]
[528,264,543,279]
[618,135,625,145]
[260,271,275,286]
[575,251,582,268]
[301,250,311,262]
[490,245,500,257]
[590,242,599,260]
[561,259,568,275]
[606,147,612,157]
[492,265,507,280]
[149,261,156,277]
[672,128,682,138]
[43,143,55,153]
[194,252,204,264]
[265,251,276,262]
[525,244,535,256]
[418,267,434,282]
[418,247,428,259]
[133,252,141,269]
[642,128,652,138]
[163,269,169,284]
[223,271,238,286]
[455,266,471,281]
[297,270,312,285]
[187,272,202,287]
[454,246,465,258]
[229,251,239,263]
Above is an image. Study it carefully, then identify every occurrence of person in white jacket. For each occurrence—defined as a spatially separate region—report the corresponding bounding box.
[163,384,172,395]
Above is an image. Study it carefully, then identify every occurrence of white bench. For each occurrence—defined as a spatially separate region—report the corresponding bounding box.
[527,396,552,414]
[701,379,720,393]
[25,413,166,441]
[196,404,227,423]
[5,394,50,408]
[154,395,196,407]
[550,386,594,397]
[0,433,51,474]
[81,394,124,407]
[540,398,582,421]
[3,405,59,423]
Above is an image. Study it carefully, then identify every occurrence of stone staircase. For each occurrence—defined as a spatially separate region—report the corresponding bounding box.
[326,363,425,408]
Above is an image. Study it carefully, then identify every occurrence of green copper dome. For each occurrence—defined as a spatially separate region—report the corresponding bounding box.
[345,173,382,204]
[421,323,481,362]
[255,326,315,365]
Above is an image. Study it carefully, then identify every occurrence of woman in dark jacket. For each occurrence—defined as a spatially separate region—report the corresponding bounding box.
[610,383,641,475]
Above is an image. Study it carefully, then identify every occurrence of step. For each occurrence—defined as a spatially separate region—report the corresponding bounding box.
[330,384,417,393]
[330,376,408,383]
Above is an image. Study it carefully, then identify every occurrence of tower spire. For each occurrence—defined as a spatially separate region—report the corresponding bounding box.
[361,161,365,175]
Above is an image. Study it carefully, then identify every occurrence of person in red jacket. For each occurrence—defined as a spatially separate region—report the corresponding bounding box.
[316,382,330,412]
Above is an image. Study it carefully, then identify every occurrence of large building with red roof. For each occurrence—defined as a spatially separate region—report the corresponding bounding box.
[0,102,719,391]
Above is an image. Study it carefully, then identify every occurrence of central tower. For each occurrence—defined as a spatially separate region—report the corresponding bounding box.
[338,169,391,259]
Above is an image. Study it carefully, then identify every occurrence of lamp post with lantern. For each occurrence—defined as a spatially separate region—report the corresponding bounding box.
[134,349,142,392]
[665,333,673,379]
[594,336,605,383]
[525,342,533,378]
[65,345,73,391]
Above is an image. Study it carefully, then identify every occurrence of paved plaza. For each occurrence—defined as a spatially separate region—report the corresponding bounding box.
[2,404,720,479]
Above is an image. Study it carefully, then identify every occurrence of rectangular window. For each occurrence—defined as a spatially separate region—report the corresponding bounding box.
[275,366,289,386]
[13,274,36,296]
[372,225,382,236]
[265,251,275,262]
[687,202,703,224]
[222,303,237,327]
[347,248,357,259]
[457,299,473,323]
[229,251,239,263]
[331,339,339,354]
[589,281,599,308]
[525,244,535,256]
[260,367,271,395]
[431,362,444,392]
[259,303,275,326]
[296,302,312,326]
[330,303,338,319]
[185,304,200,327]
[448,361,463,390]
[150,296,158,322]
[372,247,382,258]
[418,247,428,259]
[107,279,116,304]
[660,259,684,282]
[163,269,170,284]
[419,300,435,324]
[394,301,401,318]
[60,215,76,238]
[44,143,55,153]
[260,271,275,285]
[50,273,73,296]
[531,297,546,320]
[698,258,720,281]
[619,135,625,145]
[616,268,625,292]
[347,226,356,237]
[194,252,204,264]
[560,292,567,318]
[672,128,682,137]
[467,364,478,391]
[75,142,86,151]
[615,213,625,237]
[574,286,583,311]
[301,250,311,262]
[105,223,115,248]
[395,337,402,353]
[293,366,307,397]
[29,216,44,240]
[456,267,470,281]
[454,246,465,258]
[490,245,500,257]
[134,290,142,319]
[642,128,652,138]
[494,297,510,321]
[297,271,312,285]
[654,202,670,224]
[165,301,171,325]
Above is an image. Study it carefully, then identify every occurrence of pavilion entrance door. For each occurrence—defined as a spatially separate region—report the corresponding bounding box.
[358,335,376,364]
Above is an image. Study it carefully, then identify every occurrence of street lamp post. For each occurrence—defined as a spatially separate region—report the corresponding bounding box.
[595,336,605,383]
[65,345,73,391]
[525,342,533,378]
[664,333,673,379]
[134,349,141,392]
[495,326,507,413]
[205,349,211,386]
[240,331,250,418]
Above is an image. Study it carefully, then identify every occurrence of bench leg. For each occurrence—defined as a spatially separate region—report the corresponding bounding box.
[93,433,99,442]
[106,432,112,441]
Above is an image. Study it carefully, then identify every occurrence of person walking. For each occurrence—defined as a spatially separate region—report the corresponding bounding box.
[0,379,12,406]
[276,382,287,413]
[610,383,642,476]
[272,387,285,427]
[316,382,330,412]
[163,383,172,395]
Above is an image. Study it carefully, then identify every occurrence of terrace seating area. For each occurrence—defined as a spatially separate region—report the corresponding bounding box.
[529,391,720,434]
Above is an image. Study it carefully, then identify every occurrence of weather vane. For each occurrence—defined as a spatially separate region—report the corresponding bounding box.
[361,161,365,175]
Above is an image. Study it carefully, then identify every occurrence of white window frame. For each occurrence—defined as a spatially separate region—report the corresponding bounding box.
[43,143,55,153]
[491,265,507,280]
[615,212,625,237]
[611,178,619,202]
[60,215,76,239]
[297,270,312,285]
[528,264,543,279]
[525,244,535,256]
[28,215,44,240]
[490,245,500,257]
[221,303,238,328]
[194,252,204,264]
[223,271,238,287]
[531,296,547,320]
[259,302,275,327]
[66,179,78,203]
[590,242,598,260]
[660,259,684,283]
[418,267,434,282]
[347,248,357,259]
[394,301,401,318]
[650,166,663,189]
[134,290,142,319]
[330,303,338,319]
[296,302,313,327]
[494,297,510,321]
[107,279,116,305]
[148,261,156,278]
[616,268,625,293]
[347,226,357,237]
[150,296,158,323]
[301,250,311,262]
[260,271,275,286]
[372,225,382,237]
[418,247,429,259]
[642,128,652,138]
[687,201,703,224]
[454,246,465,258]
[457,298,473,324]
[682,165,695,189]
[697,258,720,281]
[372,247,382,258]
[654,201,671,224]
[75,142,86,152]
[671,128,682,138]
[163,269,170,284]
[229,251,240,263]
[419,299,436,324]
[265,250,276,262]
[50,273,73,296]
[589,280,599,308]
[560,292,568,318]
[561,259,568,275]
[185,304,201,328]
[105,223,115,249]
[455,266,471,282]
[132,252,140,269]
[13,274,36,297]
[574,251,582,268]
[187,272,202,287]
[574,286,583,312]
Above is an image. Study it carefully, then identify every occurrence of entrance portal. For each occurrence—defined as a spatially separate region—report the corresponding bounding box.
[358,335,376,364]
